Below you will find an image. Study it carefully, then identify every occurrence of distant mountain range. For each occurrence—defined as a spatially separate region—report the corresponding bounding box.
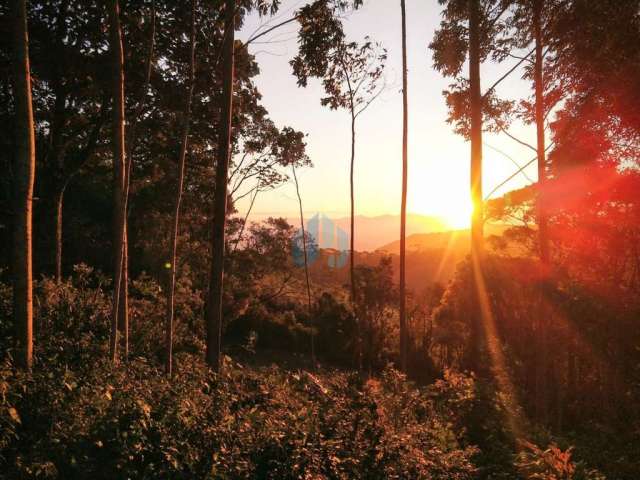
[334,213,449,251]
[306,220,509,293]
[298,213,448,252]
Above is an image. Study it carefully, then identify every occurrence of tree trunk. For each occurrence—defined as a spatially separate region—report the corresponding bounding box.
[399,0,409,373]
[349,112,362,370]
[292,164,314,365]
[11,0,36,370]
[205,0,235,372]
[467,0,484,369]
[165,0,196,377]
[116,0,155,362]
[55,186,65,282]
[533,0,549,423]
[119,226,129,357]
[349,113,356,304]
[107,0,127,363]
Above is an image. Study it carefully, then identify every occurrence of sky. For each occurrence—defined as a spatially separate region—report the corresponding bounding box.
[236,0,542,229]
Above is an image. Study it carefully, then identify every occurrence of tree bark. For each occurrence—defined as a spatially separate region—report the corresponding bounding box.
[11,0,36,370]
[467,0,484,370]
[205,0,235,372]
[107,0,127,364]
[165,0,196,377]
[399,0,409,373]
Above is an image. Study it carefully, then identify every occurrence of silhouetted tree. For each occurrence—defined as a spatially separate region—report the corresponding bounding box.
[430,0,512,369]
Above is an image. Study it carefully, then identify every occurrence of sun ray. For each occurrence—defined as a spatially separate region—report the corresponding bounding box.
[472,253,528,442]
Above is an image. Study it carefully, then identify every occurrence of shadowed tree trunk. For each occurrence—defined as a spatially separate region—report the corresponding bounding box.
[205,0,235,372]
[52,95,107,283]
[165,0,196,377]
[399,0,409,373]
[11,0,36,370]
[107,0,126,363]
[468,0,484,369]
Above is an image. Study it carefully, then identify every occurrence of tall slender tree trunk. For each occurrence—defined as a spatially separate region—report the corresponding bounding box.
[399,0,409,373]
[205,0,235,372]
[165,0,196,377]
[119,228,129,356]
[119,0,155,361]
[108,0,126,363]
[533,0,549,423]
[55,186,65,282]
[50,2,68,284]
[11,0,35,370]
[292,164,315,365]
[467,0,484,369]
[349,113,356,303]
[349,111,362,370]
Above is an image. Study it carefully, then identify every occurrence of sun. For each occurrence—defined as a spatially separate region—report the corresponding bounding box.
[409,186,473,230]
[437,196,473,229]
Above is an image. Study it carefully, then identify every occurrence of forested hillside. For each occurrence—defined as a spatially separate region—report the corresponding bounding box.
[1,0,640,478]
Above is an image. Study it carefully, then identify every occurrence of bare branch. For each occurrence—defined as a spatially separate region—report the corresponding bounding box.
[498,125,538,153]
[483,47,535,99]
[485,142,533,182]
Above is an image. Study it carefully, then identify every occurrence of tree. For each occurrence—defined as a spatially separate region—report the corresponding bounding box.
[289,1,384,308]
[292,163,314,365]
[107,0,127,363]
[430,0,512,369]
[295,38,385,306]
[165,0,196,377]
[399,0,409,373]
[11,0,36,369]
[353,257,397,373]
[205,0,236,372]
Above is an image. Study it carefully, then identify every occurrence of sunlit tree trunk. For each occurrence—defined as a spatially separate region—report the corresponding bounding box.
[117,0,155,361]
[165,0,196,377]
[467,0,484,369]
[107,0,127,363]
[11,0,36,370]
[399,0,409,373]
[205,0,235,372]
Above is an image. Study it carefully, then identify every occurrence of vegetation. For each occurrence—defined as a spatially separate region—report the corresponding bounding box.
[2,0,639,478]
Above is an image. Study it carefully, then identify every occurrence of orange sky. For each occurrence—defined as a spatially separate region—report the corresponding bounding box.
[236,0,546,231]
